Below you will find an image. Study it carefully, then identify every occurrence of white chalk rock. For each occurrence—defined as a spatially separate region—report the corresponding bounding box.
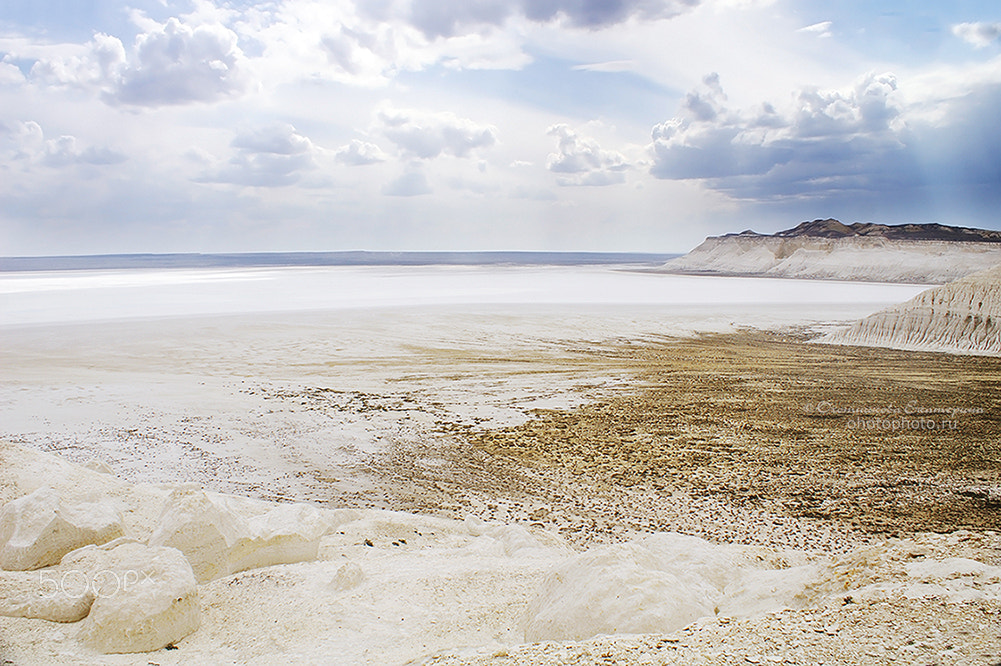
[149,486,332,583]
[662,234,1001,284]
[523,532,816,643]
[0,487,125,571]
[523,533,734,642]
[147,486,243,583]
[83,458,115,475]
[328,561,364,591]
[226,501,329,575]
[821,264,1001,356]
[67,540,200,654]
[0,568,95,623]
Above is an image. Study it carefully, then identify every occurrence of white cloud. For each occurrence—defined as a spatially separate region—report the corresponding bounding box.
[1,120,126,168]
[377,107,498,159]
[406,0,702,38]
[546,123,629,186]
[572,59,636,72]
[382,168,432,196]
[511,184,558,200]
[335,139,389,165]
[29,32,127,93]
[117,18,247,105]
[952,22,1001,49]
[796,21,832,39]
[0,59,26,86]
[29,17,247,106]
[201,123,318,187]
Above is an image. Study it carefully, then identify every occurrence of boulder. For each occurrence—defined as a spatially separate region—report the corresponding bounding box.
[0,487,125,571]
[147,486,242,583]
[67,540,200,653]
[149,486,332,582]
[0,568,94,623]
[0,538,200,653]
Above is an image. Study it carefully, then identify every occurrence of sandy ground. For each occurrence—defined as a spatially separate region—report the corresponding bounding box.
[304,330,1001,547]
[2,308,1000,664]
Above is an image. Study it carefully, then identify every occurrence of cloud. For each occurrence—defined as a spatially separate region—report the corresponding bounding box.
[546,123,629,186]
[30,17,247,106]
[649,71,903,190]
[335,139,389,165]
[522,0,702,29]
[572,59,636,72]
[40,135,128,167]
[30,32,127,93]
[952,22,1001,49]
[407,0,702,37]
[116,18,247,105]
[1,120,127,168]
[0,58,26,86]
[201,123,318,187]
[377,107,498,159]
[382,169,432,196]
[796,21,832,38]
[511,184,558,200]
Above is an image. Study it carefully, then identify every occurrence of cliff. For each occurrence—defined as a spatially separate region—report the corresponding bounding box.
[818,264,1001,356]
[662,219,1001,284]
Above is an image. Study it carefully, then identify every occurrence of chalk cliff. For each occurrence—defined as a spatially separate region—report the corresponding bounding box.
[663,219,1001,284]
[819,264,1001,356]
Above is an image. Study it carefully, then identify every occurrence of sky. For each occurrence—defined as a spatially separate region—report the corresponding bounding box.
[0,0,1000,255]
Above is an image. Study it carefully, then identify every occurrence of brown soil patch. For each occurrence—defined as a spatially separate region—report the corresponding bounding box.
[447,331,1001,536]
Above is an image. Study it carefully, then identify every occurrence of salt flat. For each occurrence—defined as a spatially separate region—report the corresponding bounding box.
[0,266,925,503]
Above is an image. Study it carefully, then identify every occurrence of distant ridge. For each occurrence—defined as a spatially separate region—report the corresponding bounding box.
[0,251,678,272]
[661,219,1001,284]
[727,219,1001,243]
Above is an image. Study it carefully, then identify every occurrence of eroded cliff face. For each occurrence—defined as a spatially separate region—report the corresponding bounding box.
[662,235,1001,284]
[820,265,1001,355]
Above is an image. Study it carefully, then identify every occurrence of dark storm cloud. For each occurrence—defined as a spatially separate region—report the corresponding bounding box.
[650,71,1001,219]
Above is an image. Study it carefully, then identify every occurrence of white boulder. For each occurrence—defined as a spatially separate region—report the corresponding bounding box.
[148,486,332,582]
[147,486,242,583]
[0,487,125,571]
[0,538,200,653]
[65,540,200,653]
[522,532,816,642]
[0,568,94,623]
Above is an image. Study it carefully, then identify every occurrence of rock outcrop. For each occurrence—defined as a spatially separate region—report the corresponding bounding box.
[818,264,1001,355]
[662,219,1001,284]
[0,487,125,571]
[148,485,335,583]
[71,540,200,654]
[0,538,200,653]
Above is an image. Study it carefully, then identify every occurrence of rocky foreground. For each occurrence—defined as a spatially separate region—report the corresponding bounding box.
[820,264,1001,356]
[2,332,1001,664]
[662,219,1001,283]
[2,439,1000,666]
